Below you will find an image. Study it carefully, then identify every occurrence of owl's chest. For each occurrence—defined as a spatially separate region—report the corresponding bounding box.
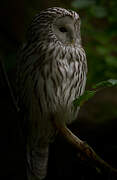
[50,59,81,101]
[41,58,85,103]
[56,59,79,81]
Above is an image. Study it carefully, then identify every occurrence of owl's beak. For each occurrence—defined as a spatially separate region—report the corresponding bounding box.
[71,39,75,45]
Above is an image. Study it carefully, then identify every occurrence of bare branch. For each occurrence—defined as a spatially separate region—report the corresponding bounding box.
[0,56,20,112]
[52,119,117,178]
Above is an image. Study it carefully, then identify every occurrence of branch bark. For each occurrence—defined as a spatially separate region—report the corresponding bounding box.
[52,119,117,178]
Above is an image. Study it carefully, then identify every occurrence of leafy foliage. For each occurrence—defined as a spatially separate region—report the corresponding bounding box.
[73,90,96,107]
[73,79,117,107]
[92,79,117,89]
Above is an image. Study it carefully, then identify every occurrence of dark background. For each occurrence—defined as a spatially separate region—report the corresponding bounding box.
[0,0,117,179]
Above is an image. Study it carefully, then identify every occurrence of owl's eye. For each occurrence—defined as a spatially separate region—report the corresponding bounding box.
[59,27,67,33]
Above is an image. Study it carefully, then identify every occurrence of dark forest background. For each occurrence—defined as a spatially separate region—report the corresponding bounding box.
[0,0,117,179]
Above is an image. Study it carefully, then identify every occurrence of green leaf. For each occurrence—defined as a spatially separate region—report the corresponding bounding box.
[107,79,117,86]
[73,90,97,107]
[92,79,117,89]
[73,79,117,108]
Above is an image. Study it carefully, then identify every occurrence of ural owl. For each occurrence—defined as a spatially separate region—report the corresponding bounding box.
[17,7,87,180]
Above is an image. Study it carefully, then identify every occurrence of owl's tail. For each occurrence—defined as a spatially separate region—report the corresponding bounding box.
[27,145,49,180]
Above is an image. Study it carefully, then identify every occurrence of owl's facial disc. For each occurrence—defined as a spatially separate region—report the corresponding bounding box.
[52,16,80,46]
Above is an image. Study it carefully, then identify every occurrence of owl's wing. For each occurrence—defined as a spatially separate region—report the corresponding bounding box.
[17,47,50,180]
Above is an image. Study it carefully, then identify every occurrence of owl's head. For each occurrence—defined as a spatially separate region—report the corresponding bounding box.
[52,14,81,46]
[27,7,81,47]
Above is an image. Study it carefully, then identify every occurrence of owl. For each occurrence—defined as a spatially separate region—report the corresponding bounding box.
[17,7,87,180]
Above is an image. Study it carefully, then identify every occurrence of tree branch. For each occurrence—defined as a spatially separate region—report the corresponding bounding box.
[0,56,20,112]
[52,119,117,178]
